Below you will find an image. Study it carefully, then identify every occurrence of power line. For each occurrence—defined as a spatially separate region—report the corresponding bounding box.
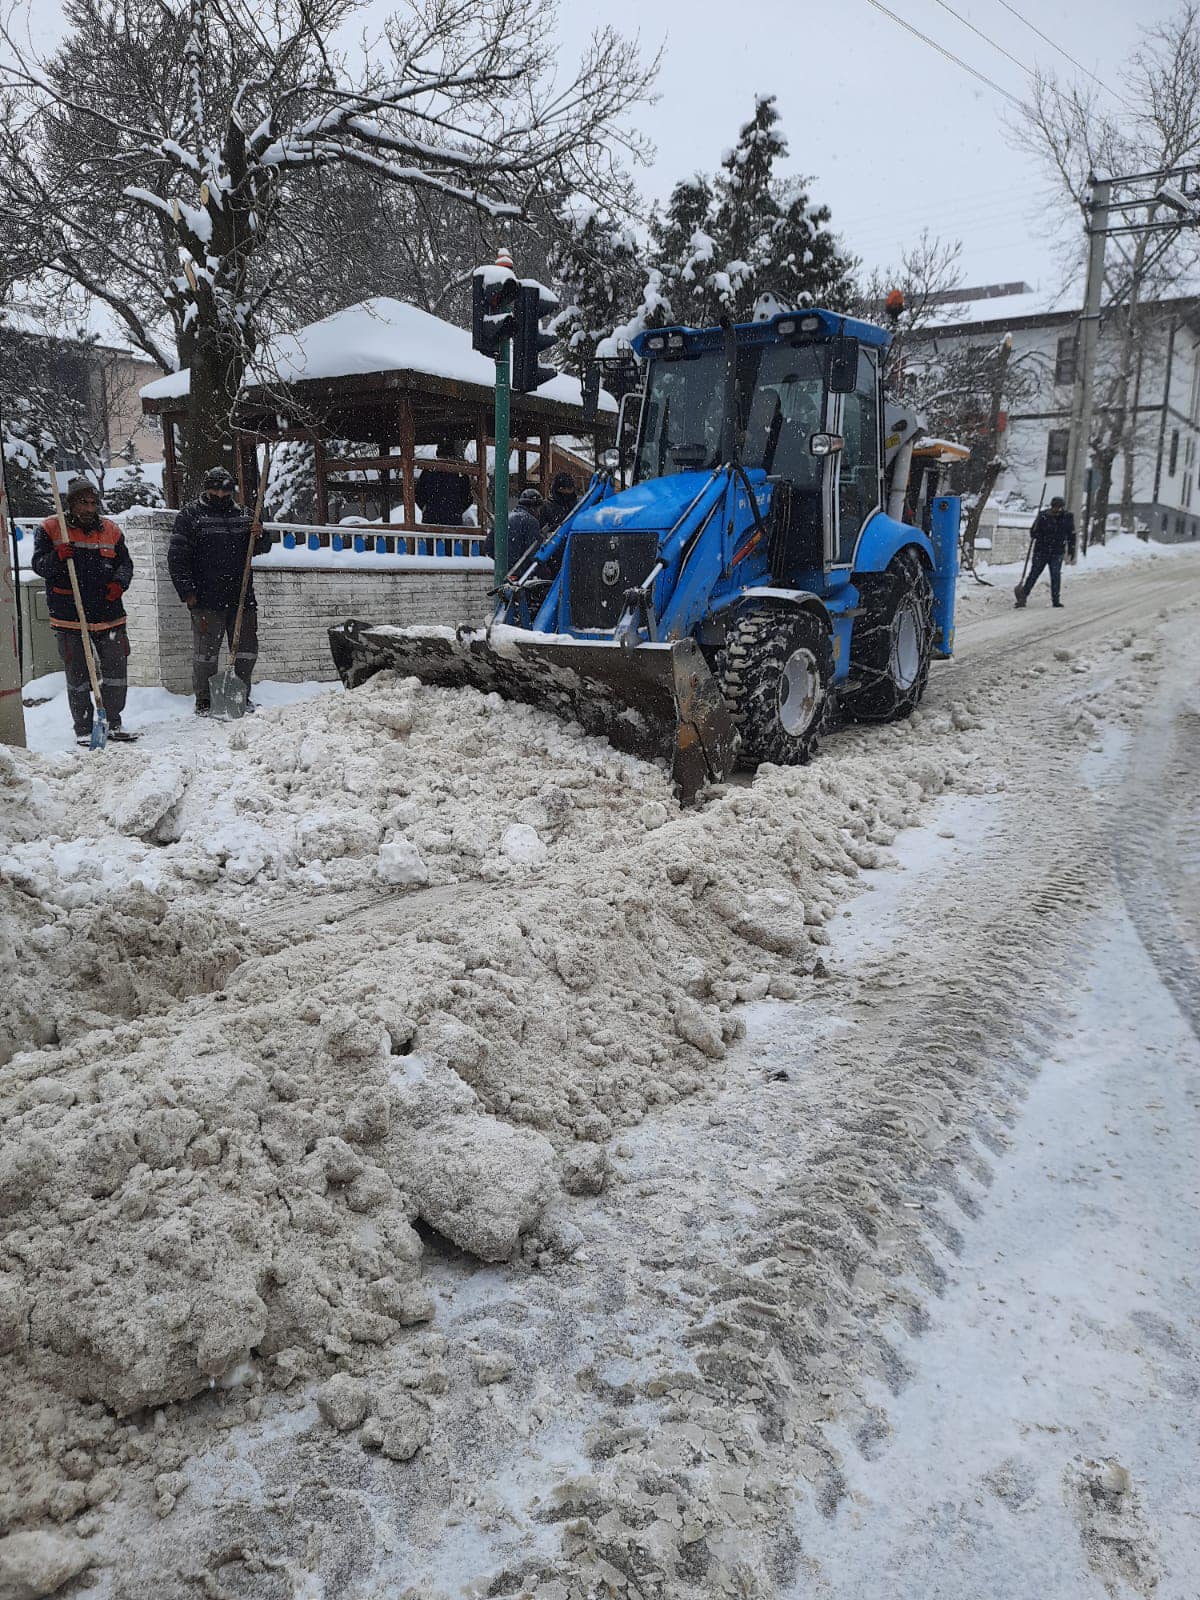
[862,0,1029,111]
[989,0,1132,109]
[928,0,1038,80]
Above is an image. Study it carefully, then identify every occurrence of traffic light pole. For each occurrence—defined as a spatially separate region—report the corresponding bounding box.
[493,336,511,585]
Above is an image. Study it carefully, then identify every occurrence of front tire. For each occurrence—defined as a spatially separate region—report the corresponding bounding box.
[716,608,833,769]
[844,548,934,722]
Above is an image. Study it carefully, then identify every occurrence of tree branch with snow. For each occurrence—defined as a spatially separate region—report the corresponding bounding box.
[0,0,655,493]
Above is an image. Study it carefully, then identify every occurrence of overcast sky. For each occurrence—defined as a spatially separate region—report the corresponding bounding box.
[553,0,1160,307]
[20,0,1169,311]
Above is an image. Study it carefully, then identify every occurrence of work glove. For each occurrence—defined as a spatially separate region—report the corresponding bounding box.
[55,542,74,562]
[104,580,123,602]
[185,594,197,608]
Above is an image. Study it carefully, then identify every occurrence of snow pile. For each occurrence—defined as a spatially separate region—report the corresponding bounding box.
[0,674,977,1546]
[3,673,670,919]
[0,747,250,1065]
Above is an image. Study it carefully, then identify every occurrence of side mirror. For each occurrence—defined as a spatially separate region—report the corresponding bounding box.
[809,432,844,457]
[828,337,860,393]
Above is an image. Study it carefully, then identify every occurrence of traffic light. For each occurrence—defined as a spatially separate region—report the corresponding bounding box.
[511,281,559,394]
[472,267,518,359]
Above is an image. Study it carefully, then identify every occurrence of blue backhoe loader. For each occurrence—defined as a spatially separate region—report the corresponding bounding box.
[330,308,962,801]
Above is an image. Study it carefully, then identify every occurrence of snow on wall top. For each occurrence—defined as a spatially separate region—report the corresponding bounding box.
[140,297,616,412]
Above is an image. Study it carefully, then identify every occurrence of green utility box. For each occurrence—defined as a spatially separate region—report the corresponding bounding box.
[18,577,60,686]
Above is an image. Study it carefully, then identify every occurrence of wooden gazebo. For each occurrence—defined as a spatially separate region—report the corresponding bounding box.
[140,298,614,532]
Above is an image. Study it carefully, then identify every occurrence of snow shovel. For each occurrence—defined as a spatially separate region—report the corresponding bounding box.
[212,451,270,721]
[49,470,107,750]
[1015,483,1046,608]
[1013,537,1032,607]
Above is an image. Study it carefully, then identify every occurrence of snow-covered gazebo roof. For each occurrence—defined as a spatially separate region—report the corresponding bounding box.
[140,297,614,516]
[140,297,614,418]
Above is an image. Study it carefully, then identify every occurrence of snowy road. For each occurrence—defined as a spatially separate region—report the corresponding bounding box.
[1,547,1198,1599]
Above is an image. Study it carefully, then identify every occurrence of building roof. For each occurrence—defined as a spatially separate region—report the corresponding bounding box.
[911,293,1200,341]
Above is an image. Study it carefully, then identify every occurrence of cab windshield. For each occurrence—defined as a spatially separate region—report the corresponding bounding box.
[634,341,827,484]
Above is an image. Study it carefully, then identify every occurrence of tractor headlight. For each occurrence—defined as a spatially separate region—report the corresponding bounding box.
[601,448,620,471]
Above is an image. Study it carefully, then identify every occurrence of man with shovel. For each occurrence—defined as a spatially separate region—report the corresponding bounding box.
[168,467,271,717]
[32,478,135,745]
[1014,496,1076,610]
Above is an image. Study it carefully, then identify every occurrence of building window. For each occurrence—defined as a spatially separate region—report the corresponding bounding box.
[1045,429,1069,475]
[1054,334,1076,387]
[1170,429,1179,476]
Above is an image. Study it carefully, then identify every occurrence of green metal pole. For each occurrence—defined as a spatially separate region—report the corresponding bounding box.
[493,336,511,585]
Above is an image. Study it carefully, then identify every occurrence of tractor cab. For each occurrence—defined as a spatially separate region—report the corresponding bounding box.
[630,309,891,577]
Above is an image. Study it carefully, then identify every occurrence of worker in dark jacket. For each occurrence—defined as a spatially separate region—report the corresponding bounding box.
[32,479,135,744]
[415,440,473,528]
[1016,496,1076,609]
[168,467,271,715]
[484,487,544,570]
[538,472,579,533]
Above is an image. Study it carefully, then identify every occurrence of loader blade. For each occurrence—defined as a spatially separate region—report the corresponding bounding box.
[328,622,737,802]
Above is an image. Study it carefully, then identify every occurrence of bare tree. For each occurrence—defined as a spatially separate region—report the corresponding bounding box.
[0,0,655,494]
[1011,3,1200,543]
[850,230,970,400]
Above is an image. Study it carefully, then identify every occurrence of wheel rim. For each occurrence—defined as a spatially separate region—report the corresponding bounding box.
[890,599,925,690]
[779,647,821,735]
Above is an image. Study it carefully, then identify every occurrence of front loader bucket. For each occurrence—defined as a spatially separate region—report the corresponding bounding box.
[328,621,737,802]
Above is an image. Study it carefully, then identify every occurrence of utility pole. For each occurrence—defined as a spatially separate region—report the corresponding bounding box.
[1063,174,1111,562]
[0,415,28,747]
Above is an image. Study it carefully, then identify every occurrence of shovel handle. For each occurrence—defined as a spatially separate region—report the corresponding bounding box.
[229,448,271,663]
[49,470,104,712]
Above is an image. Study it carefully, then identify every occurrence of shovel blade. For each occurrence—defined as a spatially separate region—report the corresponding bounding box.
[211,667,248,721]
[89,707,108,750]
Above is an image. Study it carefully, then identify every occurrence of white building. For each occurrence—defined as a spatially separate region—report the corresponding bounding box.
[906,295,1200,544]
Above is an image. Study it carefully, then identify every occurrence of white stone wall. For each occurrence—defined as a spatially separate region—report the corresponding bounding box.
[122,511,493,693]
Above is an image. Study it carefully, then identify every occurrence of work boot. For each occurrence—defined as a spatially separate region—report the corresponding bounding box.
[1052,601,1064,608]
[194,702,211,718]
[108,724,138,742]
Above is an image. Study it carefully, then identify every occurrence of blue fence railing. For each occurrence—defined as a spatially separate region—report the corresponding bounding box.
[265,522,488,559]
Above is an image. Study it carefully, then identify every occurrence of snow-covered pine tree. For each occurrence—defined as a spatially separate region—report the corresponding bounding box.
[548,204,644,375]
[105,461,165,512]
[264,440,316,524]
[649,177,718,327]
[648,97,854,328]
[711,96,854,320]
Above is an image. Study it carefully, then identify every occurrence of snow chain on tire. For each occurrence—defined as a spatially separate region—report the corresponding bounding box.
[843,547,935,722]
[716,607,833,770]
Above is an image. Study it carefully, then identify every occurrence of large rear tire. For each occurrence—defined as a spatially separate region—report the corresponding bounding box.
[843,547,934,722]
[716,608,833,769]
